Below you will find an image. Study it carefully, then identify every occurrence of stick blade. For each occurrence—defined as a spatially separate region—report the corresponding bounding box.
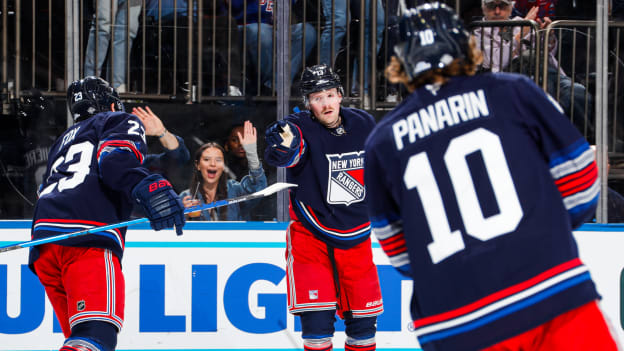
[256,182,298,197]
[0,244,19,253]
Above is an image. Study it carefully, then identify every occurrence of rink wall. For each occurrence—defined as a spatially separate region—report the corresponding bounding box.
[0,221,623,350]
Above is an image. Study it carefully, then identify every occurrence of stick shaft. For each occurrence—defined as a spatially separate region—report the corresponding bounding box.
[0,183,296,253]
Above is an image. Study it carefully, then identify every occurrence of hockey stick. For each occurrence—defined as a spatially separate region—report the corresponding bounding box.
[0,182,297,254]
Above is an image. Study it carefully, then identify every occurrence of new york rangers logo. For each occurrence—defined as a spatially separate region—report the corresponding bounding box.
[326,151,366,206]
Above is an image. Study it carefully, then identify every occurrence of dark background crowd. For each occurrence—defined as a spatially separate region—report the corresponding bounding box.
[1,0,624,221]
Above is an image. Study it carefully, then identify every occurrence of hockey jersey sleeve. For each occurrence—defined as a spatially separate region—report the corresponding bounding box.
[97,112,151,199]
[364,138,411,277]
[142,134,191,172]
[516,76,599,228]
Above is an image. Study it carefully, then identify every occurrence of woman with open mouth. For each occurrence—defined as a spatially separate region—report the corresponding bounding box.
[179,120,267,221]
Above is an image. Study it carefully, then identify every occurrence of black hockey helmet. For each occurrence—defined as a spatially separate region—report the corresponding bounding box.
[299,64,344,105]
[394,2,469,81]
[67,76,124,122]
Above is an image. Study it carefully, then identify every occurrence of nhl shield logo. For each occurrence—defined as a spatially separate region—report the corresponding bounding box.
[309,290,319,300]
[326,151,366,206]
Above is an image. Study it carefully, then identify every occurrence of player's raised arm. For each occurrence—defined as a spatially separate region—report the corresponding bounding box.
[131,105,191,176]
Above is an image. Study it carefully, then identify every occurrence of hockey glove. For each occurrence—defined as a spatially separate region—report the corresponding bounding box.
[132,174,186,235]
[264,120,304,167]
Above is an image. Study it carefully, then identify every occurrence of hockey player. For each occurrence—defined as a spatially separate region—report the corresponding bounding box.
[29,76,185,351]
[364,3,618,351]
[264,64,383,351]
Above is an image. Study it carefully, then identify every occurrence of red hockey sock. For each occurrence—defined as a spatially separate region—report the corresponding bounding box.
[304,346,332,351]
[304,339,333,351]
[60,346,90,351]
[345,342,376,351]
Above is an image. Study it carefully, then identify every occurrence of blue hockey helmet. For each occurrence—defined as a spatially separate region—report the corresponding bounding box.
[394,2,469,81]
[67,76,124,122]
[299,64,344,104]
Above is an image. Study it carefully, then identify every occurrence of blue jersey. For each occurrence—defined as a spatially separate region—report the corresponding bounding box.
[29,111,150,267]
[364,73,599,351]
[268,107,376,249]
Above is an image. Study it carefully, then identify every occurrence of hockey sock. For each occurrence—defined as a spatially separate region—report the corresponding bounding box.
[345,316,377,351]
[68,321,117,351]
[303,337,333,351]
[345,341,376,351]
[60,336,106,351]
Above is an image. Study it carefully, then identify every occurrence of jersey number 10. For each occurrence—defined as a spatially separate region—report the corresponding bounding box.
[404,128,524,264]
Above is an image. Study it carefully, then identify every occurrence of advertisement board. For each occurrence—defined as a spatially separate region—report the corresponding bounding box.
[0,221,622,350]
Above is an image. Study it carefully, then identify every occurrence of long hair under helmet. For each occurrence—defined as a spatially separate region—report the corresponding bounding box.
[393,2,470,81]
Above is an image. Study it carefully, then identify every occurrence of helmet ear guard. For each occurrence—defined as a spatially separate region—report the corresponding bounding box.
[67,76,124,122]
[394,2,470,81]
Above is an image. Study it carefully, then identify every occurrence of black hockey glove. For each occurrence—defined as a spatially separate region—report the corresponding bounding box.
[264,120,303,167]
[132,174,185,235]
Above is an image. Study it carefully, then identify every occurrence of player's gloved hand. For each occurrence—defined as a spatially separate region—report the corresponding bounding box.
[265,120,295,148]
[264,120,303,167]
[132,174,185,235]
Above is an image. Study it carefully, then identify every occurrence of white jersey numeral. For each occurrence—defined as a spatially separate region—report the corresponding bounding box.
[39,141,94,196]
[403,128,523,264]
[127,119,146,144]
[419,29,435,45]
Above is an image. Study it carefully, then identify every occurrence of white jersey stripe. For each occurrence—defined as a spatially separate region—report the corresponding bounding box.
[413,265,588,337]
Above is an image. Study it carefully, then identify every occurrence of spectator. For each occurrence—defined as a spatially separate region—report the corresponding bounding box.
[606,187,624,222]
[318,0,347,67]
[127,105,190,219]
[614,0,624,19]
[131,105,191,174]
[264,64,383,351]
[513,0,556,19]
[472,0,594,142]
[223,123,249,180]
[224,122,275,222]
[85,0,142,92]
[180,121,267,221]
[11,89,59,218]
[552,1,595,80]
[350,0,385,108]
[144,0,192,21]
[555,0,595,20]
[143,0,244,96]
[460,0,486,25]
[368,3,617,350]
[230,0,316,93]
[589,145,624,223]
